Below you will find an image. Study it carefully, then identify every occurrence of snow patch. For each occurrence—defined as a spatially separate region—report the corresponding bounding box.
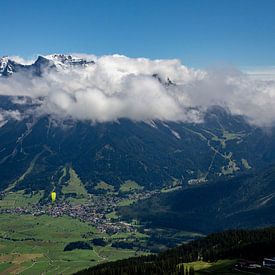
[162,122,181,139]
[171,129,181,139]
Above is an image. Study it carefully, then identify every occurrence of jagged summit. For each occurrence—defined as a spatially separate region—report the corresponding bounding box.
[44,54,95,67]
[0,56,8,71]
[0,57,28,76]
[0,56,10,75]
[0,54,95,76]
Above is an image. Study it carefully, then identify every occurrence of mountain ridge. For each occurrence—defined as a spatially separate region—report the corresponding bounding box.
[0,97,274,199]
[0,54,95,76]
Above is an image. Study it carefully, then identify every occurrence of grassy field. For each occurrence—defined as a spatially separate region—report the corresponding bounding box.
[0,214,143,274]
[161,186,182,193]
[119,181,143,193]
[106,211,119,220]
[178,259,275,274]
[211,130,244,149]
[117,198,137,206]
[178,260,237,274]
[62,167,88,197]
[95,181,115,192]
[0,190,44,209]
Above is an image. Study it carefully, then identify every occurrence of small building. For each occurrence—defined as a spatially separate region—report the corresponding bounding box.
[235,260,261,269]
[263,258,275,267]
[247,263,261,269]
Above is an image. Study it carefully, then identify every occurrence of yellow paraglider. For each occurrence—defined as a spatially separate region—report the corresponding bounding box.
[51,191,56,203]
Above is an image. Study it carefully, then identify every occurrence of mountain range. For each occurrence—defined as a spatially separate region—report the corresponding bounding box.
[0,54,94,76]
[0,54,275,206]
[1,54,275,275]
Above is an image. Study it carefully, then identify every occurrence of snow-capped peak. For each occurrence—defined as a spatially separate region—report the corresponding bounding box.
[0,56,9,73]
[0,54,95,76]
[44,54,95,67]
[0,56,20,76]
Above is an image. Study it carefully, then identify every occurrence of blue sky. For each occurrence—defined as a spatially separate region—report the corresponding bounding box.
[1,0,275,68]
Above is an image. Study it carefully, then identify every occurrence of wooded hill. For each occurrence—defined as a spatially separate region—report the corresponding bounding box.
[75,227,275,275]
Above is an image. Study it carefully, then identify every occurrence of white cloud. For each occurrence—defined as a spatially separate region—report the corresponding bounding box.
[7,55,35,65]
[242,66,275,81]
[0,54,275,126]
[0,109,22,127]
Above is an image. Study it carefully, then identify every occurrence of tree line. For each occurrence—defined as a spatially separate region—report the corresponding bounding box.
[75,227,275,275]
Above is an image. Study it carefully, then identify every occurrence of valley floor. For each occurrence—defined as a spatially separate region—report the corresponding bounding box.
[0,188,199,274]
[0,213,144,274]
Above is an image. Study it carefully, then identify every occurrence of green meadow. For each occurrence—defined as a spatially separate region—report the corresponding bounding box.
[0,191,44,209]
[0,214,143,274]
[119,181,143,193]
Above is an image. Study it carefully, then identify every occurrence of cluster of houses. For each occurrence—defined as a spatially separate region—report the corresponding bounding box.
[0,188,159,234]
[235,257,275,271]
[263,257,275,267]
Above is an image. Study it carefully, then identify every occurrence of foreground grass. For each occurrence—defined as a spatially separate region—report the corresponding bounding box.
[179,259,275,274]
[179,259,237,274]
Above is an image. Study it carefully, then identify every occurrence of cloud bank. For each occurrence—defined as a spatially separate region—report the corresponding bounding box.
[0,54,275,126]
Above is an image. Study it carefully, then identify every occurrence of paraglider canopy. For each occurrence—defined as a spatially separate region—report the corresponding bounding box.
[51,191,56,202]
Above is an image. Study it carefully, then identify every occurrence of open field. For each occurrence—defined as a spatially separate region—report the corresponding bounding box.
[117,198,137,206]
[178,259,275,275]
[62,167,88,197]
[0,214,143,274]
[95,181,115,192]
[119,181,143,193]
[0,191,44,209]
[179,260,237,274]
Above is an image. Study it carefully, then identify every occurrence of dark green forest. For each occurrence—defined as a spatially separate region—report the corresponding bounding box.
[119,165,275,233]
[75,227,275,275]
